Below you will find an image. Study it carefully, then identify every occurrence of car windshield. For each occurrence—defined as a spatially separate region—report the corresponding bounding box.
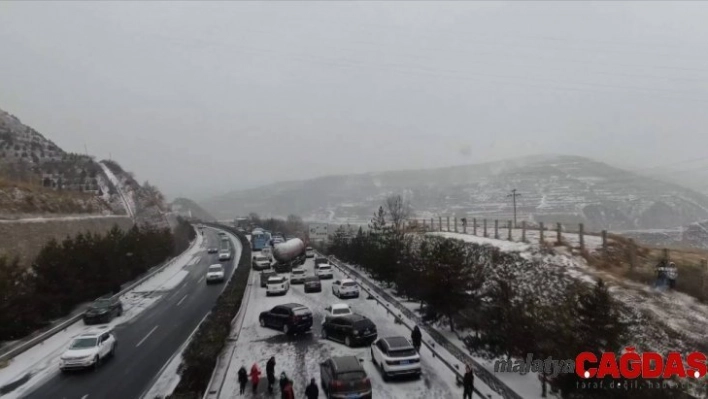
[388,348,417,357]
[337,370,366,381]
[319,265,331,270]
[293,308,311,316]
[70,337,98,349]
[305,277,319,283]
[342,282,356,287]
[333,308,350,314]
[292,269,304,274]
[269,277,284,283]
[354,320,374,330]
[209,266,222,271]
[92,299,112,308]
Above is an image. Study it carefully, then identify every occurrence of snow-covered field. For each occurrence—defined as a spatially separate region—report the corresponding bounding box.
[434,227,606,253]
[99,161,135,218]
[0,233,205,399]
[217,257,492,399]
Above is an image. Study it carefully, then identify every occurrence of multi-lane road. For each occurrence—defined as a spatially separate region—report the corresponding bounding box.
[19,227,240,399]
[216,255,462,399]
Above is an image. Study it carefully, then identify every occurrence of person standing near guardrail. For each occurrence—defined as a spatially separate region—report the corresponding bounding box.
[411,325,422,353]
[463,364,475,399]
[237,365,248,394]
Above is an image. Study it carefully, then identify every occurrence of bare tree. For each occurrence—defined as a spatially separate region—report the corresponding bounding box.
[385,194,412,233]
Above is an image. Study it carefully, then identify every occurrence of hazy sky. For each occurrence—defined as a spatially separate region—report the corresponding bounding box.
[2,1,708,201]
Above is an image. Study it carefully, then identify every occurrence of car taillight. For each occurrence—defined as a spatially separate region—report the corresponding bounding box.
[332,380,343,389]
[363,377,370,387]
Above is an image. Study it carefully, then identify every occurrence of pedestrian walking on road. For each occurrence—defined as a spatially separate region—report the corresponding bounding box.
[266,356,276,393]
[411,325,422,353]
[238,366,248,394]
[305,378,319,399]
[463,364,475,399]
[250,363,261,394]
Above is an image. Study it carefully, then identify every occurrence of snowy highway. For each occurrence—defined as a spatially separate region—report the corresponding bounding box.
[2,227,241,399]
[217,255,462,399]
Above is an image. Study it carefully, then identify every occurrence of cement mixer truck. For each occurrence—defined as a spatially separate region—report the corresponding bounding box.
[272,238,307,273]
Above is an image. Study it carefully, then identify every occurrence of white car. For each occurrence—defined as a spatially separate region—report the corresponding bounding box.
[252,255,271,270]
[218,250,231,261]
[332,279,359,298]
[206,264,225,284]
[60,328,116,372]
[315,263,334,279]
[266,275,290,296]
[323,303,353,323]
[290,267,306,284]
[371,336,422,381]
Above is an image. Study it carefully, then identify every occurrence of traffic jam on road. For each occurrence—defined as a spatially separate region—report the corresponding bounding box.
[218,232,461,399]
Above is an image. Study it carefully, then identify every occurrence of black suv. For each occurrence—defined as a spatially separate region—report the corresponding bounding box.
[320,356,372,399]
[303,276,322,293]
[259,303,313,335]
[322,314,377,347]
[83,296,123,325]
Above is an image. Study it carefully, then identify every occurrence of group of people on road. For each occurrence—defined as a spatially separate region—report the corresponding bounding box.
[655,259,679,290]
[237,356,319,398]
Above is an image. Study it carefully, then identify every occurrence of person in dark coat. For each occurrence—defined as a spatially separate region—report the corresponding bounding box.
[238,366,248,394]
[266,356,276,393]
[463,364,474,399]
[305,378,319,399]
[279,372,288,392]
[411,325,422,353]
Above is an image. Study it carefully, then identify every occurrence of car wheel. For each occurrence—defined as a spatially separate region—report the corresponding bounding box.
[260,318,266,327]
[110,343,116,357]
[321,328,328,340]
[345,336,352,347]
[283,324,289,334]
[382,370,390,382]
[93,355,101,370]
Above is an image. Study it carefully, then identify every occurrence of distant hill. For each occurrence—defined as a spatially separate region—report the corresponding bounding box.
[171,197,216,222]
[202,154,708,232]
[0,108,168,227]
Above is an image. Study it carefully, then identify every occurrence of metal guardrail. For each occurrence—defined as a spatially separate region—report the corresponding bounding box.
[0,229,202,365]
[327,255,523,399]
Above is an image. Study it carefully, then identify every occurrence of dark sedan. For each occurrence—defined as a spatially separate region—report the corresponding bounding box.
[83,296,123,325]
[304,276,322,293]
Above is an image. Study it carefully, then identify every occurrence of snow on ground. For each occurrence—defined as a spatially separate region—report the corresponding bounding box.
[0,215,129,223]
[218,257,484,399]
[0,234,205,398]
[131,233,204,294]
[99,161,135,218]
[429,232,532,252]
[435,226,605,253]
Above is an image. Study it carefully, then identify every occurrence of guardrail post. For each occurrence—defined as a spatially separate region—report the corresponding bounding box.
[494,220,499,239]
[454,217,458,232]
[522,221,527,242]
[473,218,477,235]
[579,223,584,251]
[556,223,562,245]
[430,218,434,231]
[508,220,512,241]
[483,219,488,237]
[439,217,442,232]
[539,222,544,244]
[447,216,450,232]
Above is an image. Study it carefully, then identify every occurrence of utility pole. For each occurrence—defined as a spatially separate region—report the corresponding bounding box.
[507,189,521,228]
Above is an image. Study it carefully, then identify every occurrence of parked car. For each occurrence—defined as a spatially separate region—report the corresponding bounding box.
[60,327,116,372]
[290,267,306,284]
[322,314,377,347]
[83,296,123,325]
[206,264,225,284]
[207,247,218,254]
[266,275,290,296]
[324,303,353,322]
[371,336,422,381]
[304,276,322,293]
[259,303,313,334]
[316,262,334,279]
[260,269,277,288]
[332,279,359,298]
[252,255,271,270]
[320,356,372,399]
[306,247,315,258]
[218,250,231,261]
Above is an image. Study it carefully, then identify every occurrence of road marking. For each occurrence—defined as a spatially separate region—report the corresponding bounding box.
[198,276,205,283]
[176,294,188,306]
[136,325,159,347]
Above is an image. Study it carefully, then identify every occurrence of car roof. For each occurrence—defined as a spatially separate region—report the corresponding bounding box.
[305,276,320,281]
[268,276,285,281]
[331,303,351,310]
[334,314,369,323]
[340,278,355,283]
[209,264,223,268]
[282,303,306,309]
[78,327,113,338]
[330,356,364,373]
[382,336,413,349]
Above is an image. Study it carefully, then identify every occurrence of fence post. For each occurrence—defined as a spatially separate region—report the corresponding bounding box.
[483,219,488,237]
[463,219,467,234]
[422,219,426,230]
[629,239,637,271]
[579,223,585,251]
[663,248,670,262]
[439,217,442,232]
[556,223,562,245]
[508,220,512,241]
[447,216,450,232]
[539,222,545,244]
[522,221,527,242]
[602,230,608,257]
[430,218,434,231]
[473,218,477,235]
[494,220,499,239]
[454,217,458,233]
